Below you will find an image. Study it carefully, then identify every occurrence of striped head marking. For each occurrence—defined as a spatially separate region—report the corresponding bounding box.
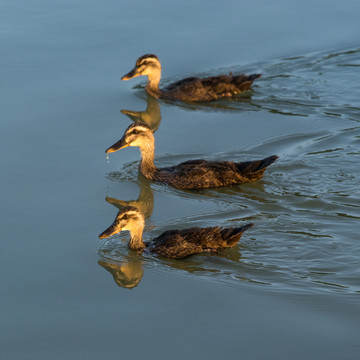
[116,206,145,230]
[105,123,152,153]
[123,123,153,146]
[99,206,145,239]
[136,54,160,67]
[122,54,161,80]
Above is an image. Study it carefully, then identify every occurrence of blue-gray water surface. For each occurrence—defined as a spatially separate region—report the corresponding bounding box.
[1,1,360,359]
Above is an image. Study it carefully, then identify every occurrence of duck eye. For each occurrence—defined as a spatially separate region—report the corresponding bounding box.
[122,214,129,220]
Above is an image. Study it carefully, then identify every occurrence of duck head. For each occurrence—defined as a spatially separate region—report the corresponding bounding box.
[99,206,145,239]
[121,54,161,81]
[105,123,153,153]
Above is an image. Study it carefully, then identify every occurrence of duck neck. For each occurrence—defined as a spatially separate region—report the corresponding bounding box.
[139,138,157,179]
[146,70,161,97]
[128,227,145,251]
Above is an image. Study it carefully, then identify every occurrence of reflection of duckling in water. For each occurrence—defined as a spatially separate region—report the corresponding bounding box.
[121,93,161,132]
[122,54,261,102]
[106,123,278,190]
[99,206,253,259]
[105,176,154,219]
[98,257,143,289]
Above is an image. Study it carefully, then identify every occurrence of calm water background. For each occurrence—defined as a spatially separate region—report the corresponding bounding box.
[1,0,360,359]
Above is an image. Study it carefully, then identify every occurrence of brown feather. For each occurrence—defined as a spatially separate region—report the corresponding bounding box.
[152,156,279,190]
[162,74,262,102]
[147,224,254,258]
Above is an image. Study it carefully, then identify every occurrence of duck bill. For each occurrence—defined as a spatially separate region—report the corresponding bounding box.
[105,137,129,153]
[99,222,120,239]
[121,67,141,80]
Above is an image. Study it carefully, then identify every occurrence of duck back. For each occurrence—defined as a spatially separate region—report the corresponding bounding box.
[146,224,254,259]
[150,155,278,190]
[162,74,261,102]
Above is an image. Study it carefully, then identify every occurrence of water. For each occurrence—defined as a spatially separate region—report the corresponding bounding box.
[1,1,360,359]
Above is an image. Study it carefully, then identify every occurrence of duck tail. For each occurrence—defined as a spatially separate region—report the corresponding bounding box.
[257,154,279,171]
[236,155,279,174]
[221,223,254,244]
[248,73,262,82]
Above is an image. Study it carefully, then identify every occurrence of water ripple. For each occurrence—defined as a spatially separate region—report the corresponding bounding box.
[104,46,360,293]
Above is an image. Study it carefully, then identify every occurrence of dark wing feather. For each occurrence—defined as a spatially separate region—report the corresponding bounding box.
[164,77,200,91]
[235,155,279,181]
[147,228,205,259]
[158,160,245,189]
[147,225,253,259]
[154,156,277,190]
[163,74,261,102]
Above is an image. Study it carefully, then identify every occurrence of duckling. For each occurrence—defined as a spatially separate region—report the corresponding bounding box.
[105,123,278,190]
[121,54,261,102]
[99,206,254,259]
